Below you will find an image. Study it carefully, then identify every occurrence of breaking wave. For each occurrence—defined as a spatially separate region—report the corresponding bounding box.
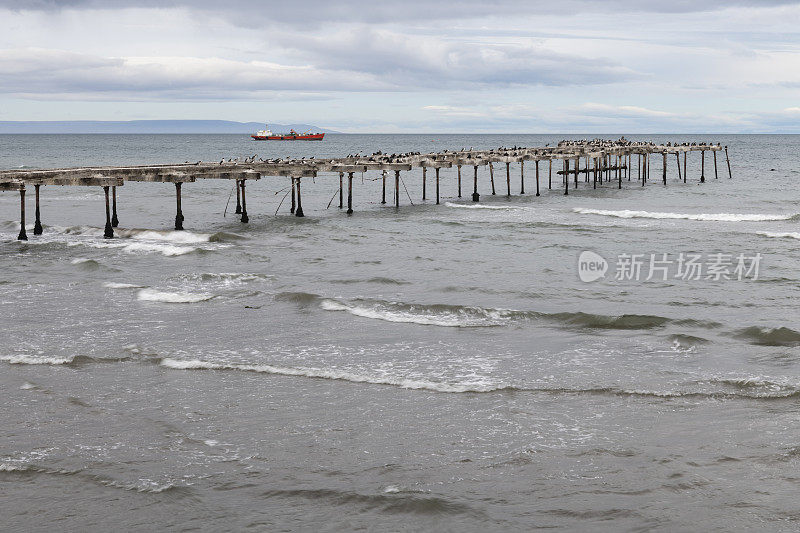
[0,354,74,365]
[445,202,522,210]
[313,295,720,330]
[158,357,512,393]
[137,288,213,303]
[103,282,147,289]
[573,208,797,222]
[757,231,800,240]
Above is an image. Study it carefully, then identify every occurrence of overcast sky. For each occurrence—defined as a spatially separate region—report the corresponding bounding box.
[1,0,799,132]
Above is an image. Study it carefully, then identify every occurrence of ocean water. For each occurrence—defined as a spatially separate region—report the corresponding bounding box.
[1,134,799,531]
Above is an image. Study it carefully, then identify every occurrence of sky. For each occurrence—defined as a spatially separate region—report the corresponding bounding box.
[0,0,799,132]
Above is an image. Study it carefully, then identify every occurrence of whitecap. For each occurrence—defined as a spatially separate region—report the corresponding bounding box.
[158,358,510,393]
[445,202,522,210]
[121,242,197,256]
[137,288,213,304]
[573,208,794,222]
[757,231,800,240]
[319,299,499,327]
[0,354,73,365]
[103,282,147,289]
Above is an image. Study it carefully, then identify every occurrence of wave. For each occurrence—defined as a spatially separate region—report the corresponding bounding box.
[137,288,213,303]
[103,282,147,289]
[732,326,800,346]
[445,202,522,210]
[0,354,74,365]
[119,241,198,256]
[573,208,797,222]
[757,231,800,240]
[261,488,479,516]
[320,299,506,327]
[330,276,410,286]
[315,295,719,330]
[158,357,513,393]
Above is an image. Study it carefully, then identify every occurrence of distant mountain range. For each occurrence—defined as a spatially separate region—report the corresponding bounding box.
[0,120,339,134]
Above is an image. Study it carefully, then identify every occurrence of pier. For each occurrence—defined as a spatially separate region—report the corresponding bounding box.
[0,139,730,240]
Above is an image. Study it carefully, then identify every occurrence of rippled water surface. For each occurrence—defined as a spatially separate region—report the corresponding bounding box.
[1,134,799,531]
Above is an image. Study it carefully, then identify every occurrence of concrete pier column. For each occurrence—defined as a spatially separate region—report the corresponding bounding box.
[457,165,462,198]
[17,187,27,241]
[505,162,511,196]
[174,182,184,230]
[339,172,343,208]
[535,160,540,196]
[240,180,249,223]
[676,153,682,182]
[564,159,569,196]
[593,158,597,189]
[489,163,495,195]
[548,159,552,189]
[520,160,525,194]
[347,172,354,215]
[381,171,386,204]
[295,178,304,217]
[472,165,479,202]
[662,153,667,185]
[111,185,119,227]
[290,178,296,214]
[33,184,43,235]
[103,185,114,239]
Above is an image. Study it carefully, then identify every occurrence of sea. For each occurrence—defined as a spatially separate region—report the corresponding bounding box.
[1,134,799,532]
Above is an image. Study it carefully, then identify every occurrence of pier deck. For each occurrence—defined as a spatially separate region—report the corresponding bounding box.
[0,139,730,240]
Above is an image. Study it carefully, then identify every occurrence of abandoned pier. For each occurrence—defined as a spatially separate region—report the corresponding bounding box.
[0,138,731,240]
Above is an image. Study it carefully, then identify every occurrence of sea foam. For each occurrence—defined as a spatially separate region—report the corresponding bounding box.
[137,288,213,303]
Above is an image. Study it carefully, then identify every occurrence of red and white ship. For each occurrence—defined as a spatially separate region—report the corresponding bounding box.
[251,125,325,141]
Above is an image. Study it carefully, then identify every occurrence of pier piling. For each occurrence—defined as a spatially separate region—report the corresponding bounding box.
[295,178,304,217]
[472,166,480,202]
[111,185,119,227]
[235,180,242,214]
[103,186,113,238]
[290,178,296,214]
[457,165,462,198]
[701,150,706,183]
[17,187,27,241]
[489,163,496,195]
[422,166,427,200]
[339,172,343,208]
[725,146,732,178]
[520,160,525,194]
[435,167,440,205]
[174,182,184,230]
[535,160,540,196]
[506,162,511,196]
[347,172,354,214]
[240,180,249,223]
[33,184,43,235]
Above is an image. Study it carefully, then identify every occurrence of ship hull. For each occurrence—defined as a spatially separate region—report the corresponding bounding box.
[251,133,325,141]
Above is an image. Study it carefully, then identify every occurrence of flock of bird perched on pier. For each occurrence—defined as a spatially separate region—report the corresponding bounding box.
[1,138,731,241]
